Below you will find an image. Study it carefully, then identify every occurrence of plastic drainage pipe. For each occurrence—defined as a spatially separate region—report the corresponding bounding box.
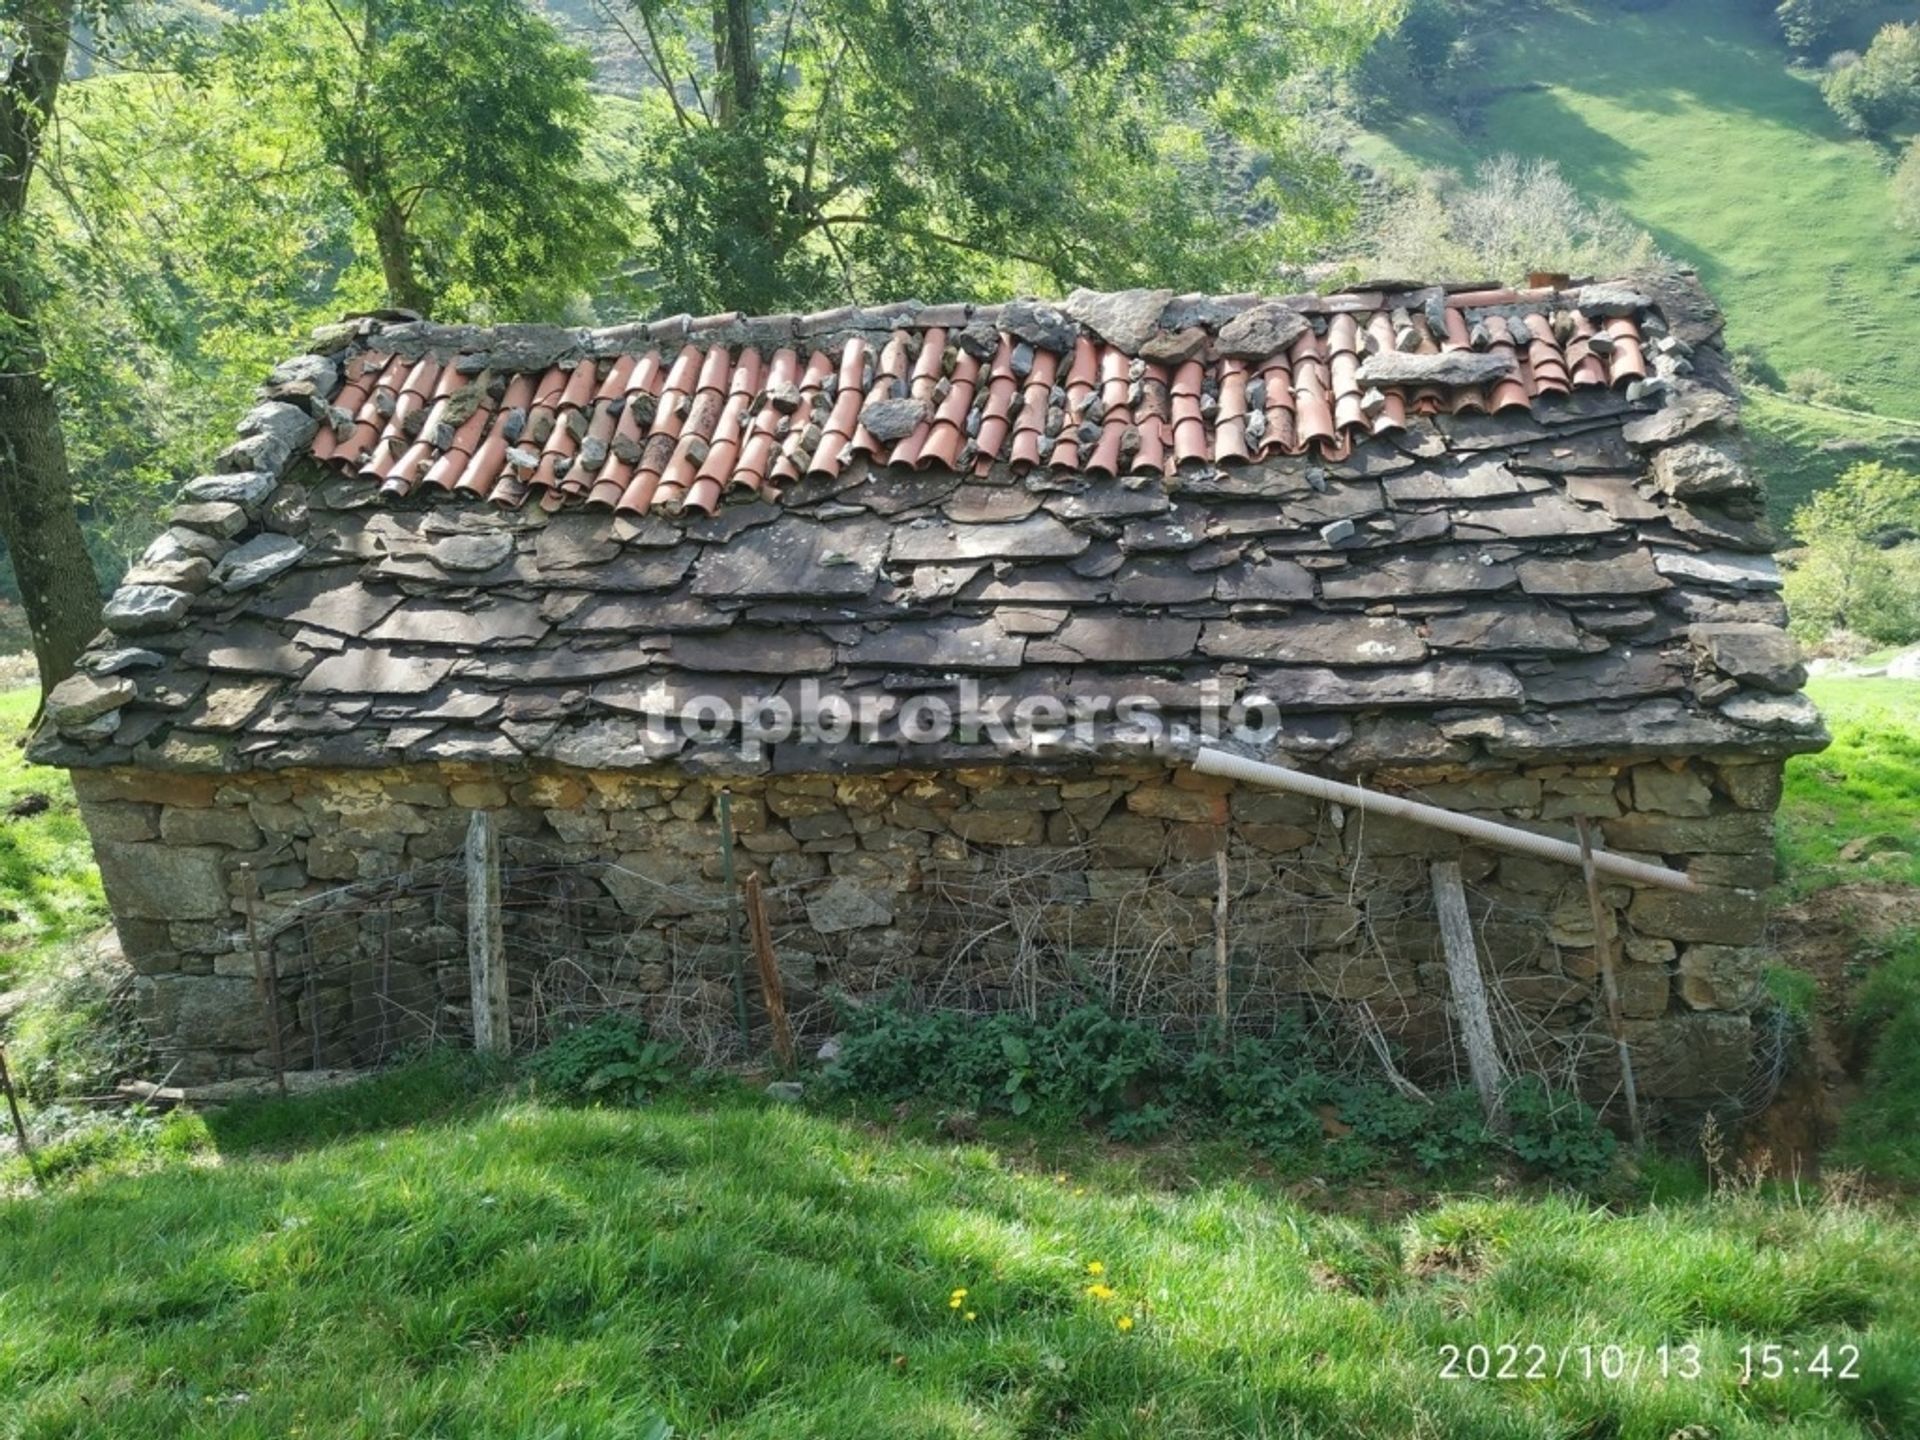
[1191,746,1698,894]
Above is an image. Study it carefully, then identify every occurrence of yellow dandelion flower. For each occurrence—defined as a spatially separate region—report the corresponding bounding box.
[1085,1283,1116,1301]
[1116,1314,1135,1332]
[1073,1187,1086,1197]
[950,1287,968,1300]
[1085,1261,1105,1276]
[964,1311,977,1322]
[1053,1173,1067,1184]
[949,1297,963,1309]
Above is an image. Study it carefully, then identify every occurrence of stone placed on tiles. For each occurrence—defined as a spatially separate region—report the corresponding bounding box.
[182,471,277,508]
[1689,623,1806,693]
[1108,556,1215,605]
[1572,281,1651,316]
[1355,350,1514,387]
[103,583,194,636]
[858,396,931,444]
[1651,548,1781,591]
[236,400,319,455]
[1649,439,1755,500]
[213,533,306,591]
[124,557,213,594]
[1521,649,1686,705]
[46,672,136,731]
[1062,287,1175,352]
[1000,299,1077,353]
[177,677,280,734]
[83,647,164,675]
[670,628,833,673]
[1382,459,1524,503]
[1215,302,1310,359]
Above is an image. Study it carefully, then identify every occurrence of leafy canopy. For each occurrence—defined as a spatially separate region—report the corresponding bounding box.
[231,0,632,316]
[618,0,1399,316]
[1783,460,1920,646]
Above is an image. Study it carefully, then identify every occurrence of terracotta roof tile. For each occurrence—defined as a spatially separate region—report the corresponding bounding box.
[303,283,1659,522]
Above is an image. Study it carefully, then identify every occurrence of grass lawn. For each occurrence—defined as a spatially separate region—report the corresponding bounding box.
[1746,390,1920,527]
[1355,0,1920,426]
[0,688,103,993]
[1779,677,1920,898]
[0,1057,1917,1438]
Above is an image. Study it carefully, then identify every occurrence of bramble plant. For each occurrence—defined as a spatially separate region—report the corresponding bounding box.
[526,1016,683,1106]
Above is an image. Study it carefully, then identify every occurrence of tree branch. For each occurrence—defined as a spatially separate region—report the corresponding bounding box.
[592,0,694,135]
[804,211,1067,278]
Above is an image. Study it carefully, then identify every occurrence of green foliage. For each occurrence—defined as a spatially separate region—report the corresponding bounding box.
[1778,0,1869,56]
[620,0,1397,316]
[1501,1078,1618,1187]
[824,1000,1618,1184]
[1782,461,1920,644]
[1779,677,1920,896]
[526,1015,683,1106]
[6,1104,209,1187]
[1835,929,1920,1179]
[231,0,632,316]
[1363,154,1665,284]
[1891,136,1920,229]
[1821,22,1920,135]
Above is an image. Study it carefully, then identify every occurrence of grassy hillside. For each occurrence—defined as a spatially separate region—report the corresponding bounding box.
[1356,0,1920,426]
[3,1062,1919,1437]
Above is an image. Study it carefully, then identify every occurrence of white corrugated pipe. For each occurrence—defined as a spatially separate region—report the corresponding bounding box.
[1191,746,1697,893]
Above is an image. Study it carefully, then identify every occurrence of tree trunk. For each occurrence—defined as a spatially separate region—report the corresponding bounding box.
[712,0,760,126]
[370,199,431,315]
[1,0,105,695]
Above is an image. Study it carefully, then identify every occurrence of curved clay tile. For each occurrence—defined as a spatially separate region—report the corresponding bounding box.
[595,354,638,404]
[1605,318,1646,386]
[1373,390,1408,435]
[423,391,497,492]
[1524,314,1570,395]
[811,338,868,478]
[1565,313,1607,387]
[1327,312,1360,357]
[1087,415,1125,477]
[1008,348,1056,471]
[1440,307,1473,350]
[1215,359,1251,463]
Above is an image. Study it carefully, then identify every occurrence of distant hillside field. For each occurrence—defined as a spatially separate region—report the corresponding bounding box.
[1355,0,1920,511]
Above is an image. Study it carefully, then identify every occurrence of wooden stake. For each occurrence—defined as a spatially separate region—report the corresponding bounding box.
[1578,817,1646,1152]
[464,809,510,1054]
[742,871,795,1071]
[718,790,751,1045]
[1212,842,1231,1038]
[1430,860,1507,1132]
[0,1045,40,1187]
[241,864,286,1097]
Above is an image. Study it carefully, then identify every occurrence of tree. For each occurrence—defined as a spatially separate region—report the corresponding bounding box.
[235,0,632,317]
[1777,0,1867,59]
[1782,461,1920,645]
[1362,155,1666,284]
[607,0,1397,315]
[1,0,107,695]
[1821,22,1920,136]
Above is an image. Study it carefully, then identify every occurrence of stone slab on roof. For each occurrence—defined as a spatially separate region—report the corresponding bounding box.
[32,272,1828,775]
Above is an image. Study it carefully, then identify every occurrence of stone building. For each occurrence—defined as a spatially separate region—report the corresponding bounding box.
[32,274,1824,1105]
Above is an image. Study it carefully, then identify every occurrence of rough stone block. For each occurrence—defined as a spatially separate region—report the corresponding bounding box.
[948,809,1043,846]
[1125,785,1226,823]
[1627,886,1765,945]
[1716,762,1783,811]
[1601,811,1771,856]
[1090,813,1166,868]
[1615,963,1670,1019]
[137,974,262,1050]
[95,841,229,920]
[80,800,159,843]
[1618,1013,1751,1097]
[1630,765,1712,817]
[1678,944,1766,1011]
[159,805,262,850]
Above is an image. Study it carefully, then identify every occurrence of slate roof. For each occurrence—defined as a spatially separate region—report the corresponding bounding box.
[32,272,1829,777]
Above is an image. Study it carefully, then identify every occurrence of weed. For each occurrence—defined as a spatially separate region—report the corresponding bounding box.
[526,1015,683,1106]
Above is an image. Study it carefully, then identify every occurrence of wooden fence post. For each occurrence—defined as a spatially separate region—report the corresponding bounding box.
[718,790,751,1045]
[1578,817,1646,1151]
[465,809,510,1054]
[0,1044,40,1187]
[1430,860,1508,1132]
[1212,842,1231,1039]
[742,871,795,1071]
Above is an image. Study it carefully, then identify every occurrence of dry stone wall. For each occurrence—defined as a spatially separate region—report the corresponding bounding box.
[77,754,1781,1112]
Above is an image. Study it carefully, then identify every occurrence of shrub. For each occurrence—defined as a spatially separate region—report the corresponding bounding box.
[1778,0,1868,59]
[526,1015,682,1105]
[1782,460,1920,645]
[1821,23,1920,135]
[1786,366,1859,408]
[822,1000,1619,1185]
